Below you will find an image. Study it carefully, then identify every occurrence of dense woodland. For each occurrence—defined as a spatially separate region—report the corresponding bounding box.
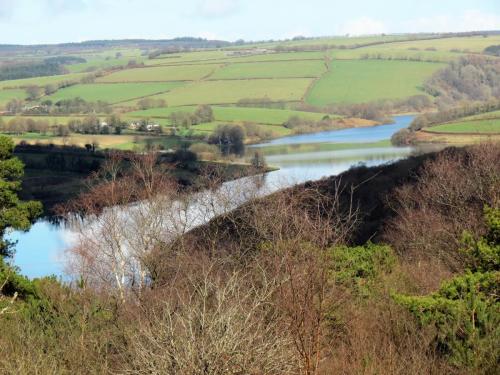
[0,60,69,81]
[424,55,500,107]
[391,55,500,145]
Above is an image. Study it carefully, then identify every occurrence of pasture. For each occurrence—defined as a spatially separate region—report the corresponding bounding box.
[209,60,326,79]
[211,106,330,124]
[306,60,443,105]
[125,106,197,119]
[10,133,161,150]
[125,106,331,126]
[367,35,500,53]
[96,64,217,82]
[330,48,460,62]
[66,57,145,73]
[425,119,500,134]
[219,51,326,63]
[0,115,86,125]
[46,82,182,104]
[0,33,497,148]
[134,78,313,107]
[0,73,87,89]
[0,89,27,108]
[149,50,228,64]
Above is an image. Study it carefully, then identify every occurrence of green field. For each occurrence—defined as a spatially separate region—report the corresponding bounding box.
[239,35,413,50]
[66,57,146,73]
[150,50,229,64]
[463,110,500,121]
[0,89,27,107]
[220,51,326,63]
[330,48,460,62]
[0,115,86,124]
[425,119,500,134]
[97,65,218,82]
[130,78,312,107]
[125,106,196,118]
[127,106,329,125]
[0,33,497,146]
[46,82,182,104]
[210,60,326,80]
[211,106,330,124]
[306,60,442,105]
[0,73,87,89]
[367,35,500,53]
[125,106,333,132]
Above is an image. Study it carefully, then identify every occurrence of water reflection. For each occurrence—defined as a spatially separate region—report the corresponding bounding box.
[9,115,419,278]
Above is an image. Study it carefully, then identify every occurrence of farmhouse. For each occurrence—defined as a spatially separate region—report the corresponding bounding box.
[129,121,161,132]
[146,123,161,132]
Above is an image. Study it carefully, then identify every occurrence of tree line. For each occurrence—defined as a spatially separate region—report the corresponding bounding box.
[424,55,500,108]
[391,99,500,146]
[169,105,214,127]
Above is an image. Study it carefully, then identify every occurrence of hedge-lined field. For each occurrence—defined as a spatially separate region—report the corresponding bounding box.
[96,64,218,82]
[133,78,313,107]
[46,82,182,104]
[425,119,500,134]
[306,60,443,106]
[0,89,27,106]
[210,60,326,80]
[0,72,87,89]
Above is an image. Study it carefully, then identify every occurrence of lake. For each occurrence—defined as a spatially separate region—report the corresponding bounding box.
[8,115,415,279]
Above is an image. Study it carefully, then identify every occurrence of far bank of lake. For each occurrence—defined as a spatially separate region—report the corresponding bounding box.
[9,115,418,279]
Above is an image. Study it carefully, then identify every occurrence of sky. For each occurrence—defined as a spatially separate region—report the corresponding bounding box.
[0,0,499,45]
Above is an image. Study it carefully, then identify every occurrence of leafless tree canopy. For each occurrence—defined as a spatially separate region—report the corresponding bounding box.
[385,143,500,270]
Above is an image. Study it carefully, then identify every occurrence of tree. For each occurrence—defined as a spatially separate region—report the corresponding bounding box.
[56,124,70,137]
[208,125,245,156]
[250,150,266,170]
[194,105,214,123]
[25,85,42,101]
[5,99,24,114]
[44,84,57,96]
[0,136,42,257]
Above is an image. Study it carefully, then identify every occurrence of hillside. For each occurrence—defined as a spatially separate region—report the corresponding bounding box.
[3,142,497,374]
[1,32,499,153]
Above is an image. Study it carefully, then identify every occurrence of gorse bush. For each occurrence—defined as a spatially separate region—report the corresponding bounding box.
[329,243,396,296]
[395,207,500,372]
[461,206,500,273]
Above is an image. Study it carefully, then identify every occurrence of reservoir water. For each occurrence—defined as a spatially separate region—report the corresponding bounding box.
[8,115,415,278]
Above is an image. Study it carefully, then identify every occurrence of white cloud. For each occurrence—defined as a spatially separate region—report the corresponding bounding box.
[197,0,240,18]
[338,17,387,36]
[405,9,500,33]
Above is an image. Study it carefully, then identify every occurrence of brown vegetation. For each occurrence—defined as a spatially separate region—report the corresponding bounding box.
[1,143,498,374]
[384,143,500,271]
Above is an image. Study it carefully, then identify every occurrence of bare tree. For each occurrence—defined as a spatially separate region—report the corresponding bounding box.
[62,152,186,301]
[123,257,298,374]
